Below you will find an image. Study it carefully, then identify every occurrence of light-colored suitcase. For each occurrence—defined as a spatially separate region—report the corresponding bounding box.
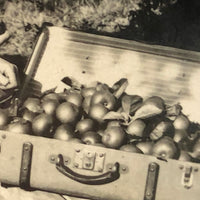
[2,26,200,200]
[0,131,200,200]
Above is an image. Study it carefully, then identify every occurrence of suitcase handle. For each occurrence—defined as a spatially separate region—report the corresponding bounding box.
[55,154,120,185]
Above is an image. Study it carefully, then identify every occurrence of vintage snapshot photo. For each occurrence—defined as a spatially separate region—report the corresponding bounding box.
[0,1,200,200]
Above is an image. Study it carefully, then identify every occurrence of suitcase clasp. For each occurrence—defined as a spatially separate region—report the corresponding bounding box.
[74,149,106,172]
[180,166,197,189]
[82,151,96,170]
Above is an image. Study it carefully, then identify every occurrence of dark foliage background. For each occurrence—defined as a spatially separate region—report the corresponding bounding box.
[0,0,200,60]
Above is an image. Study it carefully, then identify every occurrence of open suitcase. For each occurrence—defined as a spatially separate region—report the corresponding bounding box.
[1,26,200,200]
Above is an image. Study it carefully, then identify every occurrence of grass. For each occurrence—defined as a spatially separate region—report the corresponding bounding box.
[0,0,199,56]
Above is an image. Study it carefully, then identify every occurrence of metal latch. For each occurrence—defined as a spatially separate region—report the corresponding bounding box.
[74,149,105,172]
[82,151,96,170]
[144,162,159,200]
[180,165,198,189]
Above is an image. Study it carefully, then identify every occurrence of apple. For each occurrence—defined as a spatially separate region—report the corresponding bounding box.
[152,136,179,159]
[66,92,83,107]
[102,126,126,149]
[76,118,95,134]
[178,151,192,162]
[32,113,53,136]
[54,124,74,141]
[81,131,101,145]
[23,97,42,113]
[173,114,190,130]
[136,141,154,155]
[173,129,188,143]
[7,119,31,135]
[22,109,37,122]
[56,102,80,124]
[42,99,59,116]
[81,87,96,98]
[90,90,116,110]
[88,103,108,123]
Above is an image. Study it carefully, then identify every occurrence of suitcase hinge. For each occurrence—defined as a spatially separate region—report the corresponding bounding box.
[144,162,159,200]
[19,142,33,189]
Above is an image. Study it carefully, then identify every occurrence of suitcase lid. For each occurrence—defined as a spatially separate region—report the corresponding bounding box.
[22,26,200,122]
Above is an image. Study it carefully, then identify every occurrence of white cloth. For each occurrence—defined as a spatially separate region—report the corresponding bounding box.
[0,185,67,200]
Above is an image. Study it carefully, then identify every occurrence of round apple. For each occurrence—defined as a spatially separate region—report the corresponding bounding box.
[178,151,192,162]
[7,119,31,135]
[76,118,95,134]
[152,136,178,159]
[81,131,101,145]
[88,103,108,123]
[173,114,190,130]
[102,126,126,149]
[32,113,53,136]
[91,90,116,110]
[81,87,96,98]
[42,99,59,116]
[136,141,154,155]
[56,102,80,124]
[66,92,83,107]
[54,124,74,141]
[173,129,188,143]
[23,97,42,113]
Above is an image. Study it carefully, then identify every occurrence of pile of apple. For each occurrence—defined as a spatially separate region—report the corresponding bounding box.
[1,78,200,163]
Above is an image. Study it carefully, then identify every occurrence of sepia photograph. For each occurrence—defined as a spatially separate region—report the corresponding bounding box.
[0,0,200,199]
